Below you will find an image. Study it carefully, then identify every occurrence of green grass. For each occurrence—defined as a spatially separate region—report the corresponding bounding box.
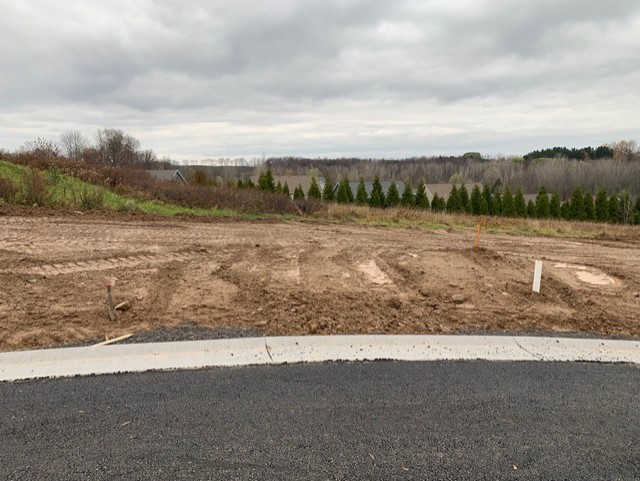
[0,160,240,218]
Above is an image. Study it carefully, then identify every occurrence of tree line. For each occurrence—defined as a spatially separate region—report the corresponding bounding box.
[244,169,640,225]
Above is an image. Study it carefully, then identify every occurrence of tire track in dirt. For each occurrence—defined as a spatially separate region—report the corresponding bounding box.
[2,250,210,276]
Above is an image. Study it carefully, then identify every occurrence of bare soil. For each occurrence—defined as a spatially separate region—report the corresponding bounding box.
[1,211,639,351]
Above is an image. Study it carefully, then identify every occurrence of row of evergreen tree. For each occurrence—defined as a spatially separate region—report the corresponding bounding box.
[245,170,640,224]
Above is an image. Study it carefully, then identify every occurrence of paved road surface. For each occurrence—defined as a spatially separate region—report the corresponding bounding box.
[1,361,639,480]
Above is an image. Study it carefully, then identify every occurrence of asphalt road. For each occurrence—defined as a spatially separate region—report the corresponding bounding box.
[1,361,639,480]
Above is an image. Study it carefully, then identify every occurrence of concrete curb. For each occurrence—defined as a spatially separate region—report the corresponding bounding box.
[1,335,639,382]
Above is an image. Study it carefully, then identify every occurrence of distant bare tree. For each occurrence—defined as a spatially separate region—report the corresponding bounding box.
[59,130,89,160]
[20,138,60,158]
[93,128,141,166]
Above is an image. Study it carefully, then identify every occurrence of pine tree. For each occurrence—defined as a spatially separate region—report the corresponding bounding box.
[482,185,494,216]
[608,193,620,224]
[237,179,244,189]
[385,181,400,207]
[355,177,368,205]
[583,190,595,221]
[480,197,488,215]
[336,175,354,204]
[549,192,561,218]
[514,188,526,217]
[282,182,290,198]
[275,181,283,194]
[244,178,255,189]
[470,185,483,215]
[293,184,305,200]
[307,176,322,199]
[258,168,276,192]
[492,193,502,216]
[560,201,571,220]
[634,197,640,225]
[414,179,429,209]
[446,185,461,212]
[569,186,584,220]
[401,182,415,207]
[322,175,335,201]
[535,185,550,219]
[527,200,536,218]
[458,184,471,212]
[502,186,515,217]
[595,188,609,222]
[369,175,384,208]
[431,193,444,212]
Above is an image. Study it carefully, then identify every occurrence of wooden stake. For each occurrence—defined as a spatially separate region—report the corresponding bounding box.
[105,280,115,321]
[532,260,543,293]
[92,333,133,347]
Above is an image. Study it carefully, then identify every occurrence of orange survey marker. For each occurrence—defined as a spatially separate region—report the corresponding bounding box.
[474,220,484,250]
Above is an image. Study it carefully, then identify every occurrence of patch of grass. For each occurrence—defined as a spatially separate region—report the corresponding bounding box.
[323,203,639,240]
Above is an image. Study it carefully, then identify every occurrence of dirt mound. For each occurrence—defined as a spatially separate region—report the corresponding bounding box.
[1,215,639,351]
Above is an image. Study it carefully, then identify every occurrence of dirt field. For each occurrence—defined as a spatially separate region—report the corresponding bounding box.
[1,211,639,351]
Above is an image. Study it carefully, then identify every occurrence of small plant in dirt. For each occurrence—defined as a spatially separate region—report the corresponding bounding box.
[22,170,53,206]
[0,177,18,202]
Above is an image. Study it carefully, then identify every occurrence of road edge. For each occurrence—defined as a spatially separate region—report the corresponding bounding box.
[1,335,639,382]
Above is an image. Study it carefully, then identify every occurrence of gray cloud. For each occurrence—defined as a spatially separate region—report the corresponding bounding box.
[1,0,639,158]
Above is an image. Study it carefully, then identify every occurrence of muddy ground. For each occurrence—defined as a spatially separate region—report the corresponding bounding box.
[1,211,639,351]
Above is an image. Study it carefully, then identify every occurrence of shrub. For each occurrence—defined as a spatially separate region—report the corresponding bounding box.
[0,178,18,202]
[75,186,105,210]
[22,170,52,206]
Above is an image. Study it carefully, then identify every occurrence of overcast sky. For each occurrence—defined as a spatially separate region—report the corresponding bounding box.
[1,0,639,160]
